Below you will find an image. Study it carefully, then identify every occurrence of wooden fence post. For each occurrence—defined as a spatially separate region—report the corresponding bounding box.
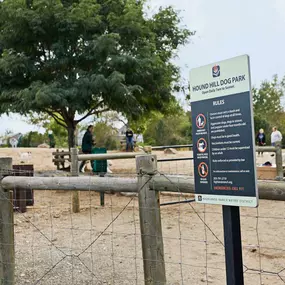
[136,155,166,285]
[275,142,283,181]
[54,149,60,170]
[70,148,80,213]
[0,157,15,285]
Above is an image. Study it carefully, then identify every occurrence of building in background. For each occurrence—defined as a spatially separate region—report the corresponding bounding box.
[0,133,22,147]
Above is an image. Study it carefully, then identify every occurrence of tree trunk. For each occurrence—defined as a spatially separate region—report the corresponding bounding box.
[61,110,77,150]
[67,126,76,149]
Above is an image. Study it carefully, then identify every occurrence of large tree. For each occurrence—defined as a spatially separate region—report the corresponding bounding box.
[252,75,284,117]
[252,75,285,143]
[0,0,192,148]
[143,108,192,146]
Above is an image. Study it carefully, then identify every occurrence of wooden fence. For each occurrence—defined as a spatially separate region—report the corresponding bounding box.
[52,148,143,170]
[54,144,284,213]
[52,143,282,168]
[1,144,284,285]
[52,149,71,170]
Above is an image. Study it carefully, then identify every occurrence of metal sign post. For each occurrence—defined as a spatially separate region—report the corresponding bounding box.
[190,55,258,285]
[223,205,244,285]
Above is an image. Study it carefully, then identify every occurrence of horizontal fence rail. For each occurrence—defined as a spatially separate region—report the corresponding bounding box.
[255,146,277,152]
[53,145,278,158]
[78,152,144,161]
[2,175,285,201]
[1,176,137,192]
[151,144,193,150]
[52,158,71,163]
[52,151,71,156]
[52,145,280,163]
[157,157,193,162]
[151,176,285,201]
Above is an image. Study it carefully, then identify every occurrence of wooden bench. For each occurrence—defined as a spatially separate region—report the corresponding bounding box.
[257,166,278,180]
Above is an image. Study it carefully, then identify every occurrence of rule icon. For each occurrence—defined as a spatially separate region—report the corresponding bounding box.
[198,162,208,178]
[196,114,206,129]
[197,138,207,153]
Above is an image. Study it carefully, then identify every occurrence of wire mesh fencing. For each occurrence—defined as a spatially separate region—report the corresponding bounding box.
[0,153,285,285]
[155,159,285,285]
[2,173,142,284]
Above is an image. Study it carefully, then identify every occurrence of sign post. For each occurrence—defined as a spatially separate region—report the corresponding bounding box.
[222,205,244,285]
[190,55,258,285]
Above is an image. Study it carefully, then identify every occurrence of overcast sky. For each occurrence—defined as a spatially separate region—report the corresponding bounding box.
[1,0,285,135]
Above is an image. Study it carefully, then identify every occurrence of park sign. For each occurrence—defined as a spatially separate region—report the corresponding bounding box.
[190,55,258,207]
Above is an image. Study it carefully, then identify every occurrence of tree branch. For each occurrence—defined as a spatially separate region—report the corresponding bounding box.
[61,108,71,124]
[75,100,105,123]
[44,109,66,123]
[95,108,110,115]
[43,109,67,128]
[51,116,67,128]
[76,109,97,123]
[115,116,128,127]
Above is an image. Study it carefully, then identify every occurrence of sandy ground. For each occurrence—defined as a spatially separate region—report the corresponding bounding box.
[0,148,285,285]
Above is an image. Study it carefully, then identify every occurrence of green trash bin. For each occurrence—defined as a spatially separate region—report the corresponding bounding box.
[91,147,107,206]
[92,147,107,173]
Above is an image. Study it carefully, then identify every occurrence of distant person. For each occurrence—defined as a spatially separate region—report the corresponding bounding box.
[48,130,55,148]
[79,125,95,172]
[136,134,144,144]
[256,128,266,156]
[271,127,282,147]
[125,128,134,151]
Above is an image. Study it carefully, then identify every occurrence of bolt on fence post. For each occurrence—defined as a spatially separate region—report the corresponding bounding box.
[70,148,80,213]
[136,154,166,285]
[275,142,283,181]
[0,157,15,285]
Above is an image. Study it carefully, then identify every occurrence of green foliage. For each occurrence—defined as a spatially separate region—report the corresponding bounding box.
[43,117,68,147]
[26,113,68,147]
[129,100,184,134]
[0,0,192,148]
[253,75,284,118]
[272,112,285,146]
[19,131,47,147]
[93,122,119,150]
[143,111,192,146]
[253,75,285,144]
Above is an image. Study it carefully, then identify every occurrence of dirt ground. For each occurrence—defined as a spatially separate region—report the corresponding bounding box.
[1,148,285,285]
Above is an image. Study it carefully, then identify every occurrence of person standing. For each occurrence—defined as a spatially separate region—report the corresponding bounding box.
[136,134,144,144]
[48,130,56,148]
[271,127,282,146]
[256,128,266,156]
[125,128,134,151]
[79,125,95,172]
